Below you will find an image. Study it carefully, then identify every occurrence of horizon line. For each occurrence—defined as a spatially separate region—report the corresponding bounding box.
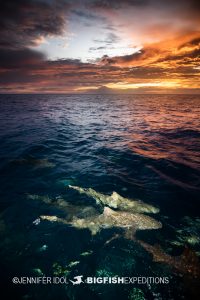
[0,93,200,96]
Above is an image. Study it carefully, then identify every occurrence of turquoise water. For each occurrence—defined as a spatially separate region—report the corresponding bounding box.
[0,94,200,299]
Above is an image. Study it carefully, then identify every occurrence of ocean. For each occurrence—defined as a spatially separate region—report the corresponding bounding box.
[0,94,200,299]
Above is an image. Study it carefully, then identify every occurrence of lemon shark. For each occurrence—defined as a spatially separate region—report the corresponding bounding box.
[68,185,159,214]
[40,206,162,237]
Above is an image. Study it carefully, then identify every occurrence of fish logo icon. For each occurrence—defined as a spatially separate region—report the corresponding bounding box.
[69,275,84,285]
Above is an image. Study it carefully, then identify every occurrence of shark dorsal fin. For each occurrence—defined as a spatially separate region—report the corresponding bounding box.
[103,207,115,216]
[111,191,120,200]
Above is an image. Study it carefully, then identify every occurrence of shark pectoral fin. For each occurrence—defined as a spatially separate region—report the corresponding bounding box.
[124,227,136,240]
[68,185,77,189]
[68,185,84,193]
[104,233,121,246]
[95,198,102,206]
[90,224,100,235]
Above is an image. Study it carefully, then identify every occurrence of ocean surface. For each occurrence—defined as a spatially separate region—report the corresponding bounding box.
[0,94,200,300]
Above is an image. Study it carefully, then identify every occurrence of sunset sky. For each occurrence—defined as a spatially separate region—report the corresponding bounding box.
[0,0,200,93]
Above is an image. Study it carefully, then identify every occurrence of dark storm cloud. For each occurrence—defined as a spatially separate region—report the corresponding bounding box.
[156,48,200,65]
[0,54,199,92]
[99,34,200,68]
[179,37,200,49]
[49,58,83,66]
[99,47,160,65]
[188,0,200,10]
[89,0,200,14]
[0,0,199,51]
[0,0,70,49]
[0,0,199,92]
[0,56,125,87]
[127,64,200,80]
[0,48,45,69]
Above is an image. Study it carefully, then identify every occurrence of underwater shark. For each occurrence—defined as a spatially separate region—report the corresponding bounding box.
[68,185,159,214]
[138,240,200,278]
[13,157,55,168]
[40,206,162,237]
[28,194,98,220]
[71,206,162,236]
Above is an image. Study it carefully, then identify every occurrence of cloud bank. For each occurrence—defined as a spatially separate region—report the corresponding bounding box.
[0,0,199,93]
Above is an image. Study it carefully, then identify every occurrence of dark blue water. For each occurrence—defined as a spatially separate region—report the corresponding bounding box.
[0,94,200,300]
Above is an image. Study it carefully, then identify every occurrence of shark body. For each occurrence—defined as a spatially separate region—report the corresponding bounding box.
[40,206,162,236]
[68,185,159,214]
